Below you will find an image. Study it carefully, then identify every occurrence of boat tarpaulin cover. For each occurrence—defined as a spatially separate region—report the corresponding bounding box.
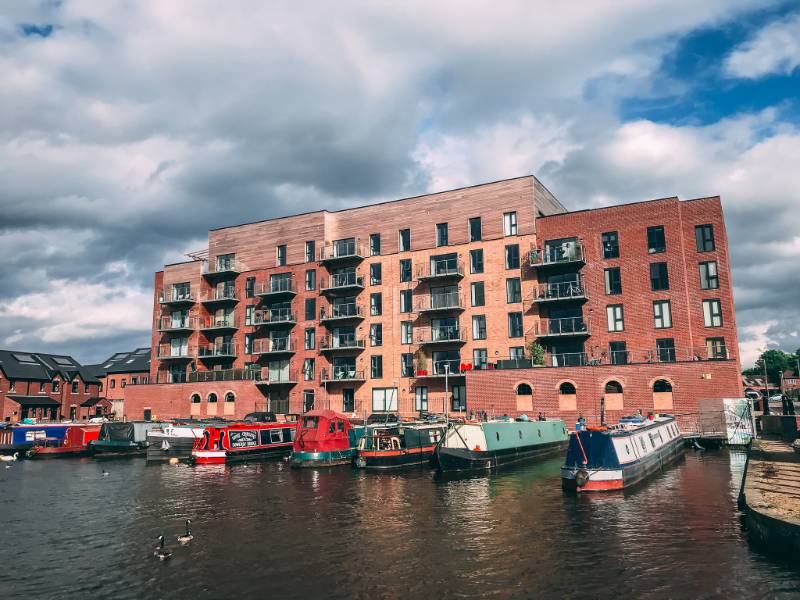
[100,422,135,442]
[6,395,60,407]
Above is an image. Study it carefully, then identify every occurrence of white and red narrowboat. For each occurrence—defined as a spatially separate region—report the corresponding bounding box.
[191,422,295,464]
[561,414,685,492]
[290,409,364,468]
[26,424,101,458]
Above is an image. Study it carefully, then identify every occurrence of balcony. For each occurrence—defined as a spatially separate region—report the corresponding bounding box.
[202,259,244,280]
[415,260,464,283]
[530,281,587,306]
[200,317,237,333]
[533,317,589,339]
[544,344,735,367]
[189,368,261,383]
[254,367,298,386]
[156,344,197,361]
[528,243,585,269]
[318,239,366,266]
[251,337,296,357]
[253,308,297,328]
[320,273,365,296]
[320,367,366,383]
[413,359,469,379]
[158,288,196,306]
[319,303,364,325]
[319,334,365,353]
[415,293,464,314]
[256,278,297,301]
[198,343,238,360]
[200,288,239,306]
[415,327,466,346]
[157,316,198,333]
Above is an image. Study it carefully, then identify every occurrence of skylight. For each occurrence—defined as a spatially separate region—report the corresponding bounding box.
[12,353,36,363]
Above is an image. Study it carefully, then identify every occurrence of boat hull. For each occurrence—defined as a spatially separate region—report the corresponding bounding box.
[192,444,292,465]
[146,437,196,462]
[90,441,146,457]
[26,446,92,459]
[355,446,436,469]
[437,439,568,473]
[290,449,356,468]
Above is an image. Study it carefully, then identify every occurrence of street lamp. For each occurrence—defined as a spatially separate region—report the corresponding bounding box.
[762,353,770,416]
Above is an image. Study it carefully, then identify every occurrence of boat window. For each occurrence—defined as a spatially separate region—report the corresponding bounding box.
[270,430,282,443]
[338,421,345,432]
[640,438,646,451]
[303,417,318,428]
[518,430,523,439]
[649,433,656,448]
[538,430,542,437]
[329,421,336,433]
[625,444,630,455]
[496,432,500,441]
[282,428,294,442]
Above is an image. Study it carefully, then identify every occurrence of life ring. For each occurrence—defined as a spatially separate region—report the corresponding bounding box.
[575,468,590,487]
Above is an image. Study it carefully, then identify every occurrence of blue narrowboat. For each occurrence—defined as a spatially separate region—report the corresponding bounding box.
[0,423,73,454]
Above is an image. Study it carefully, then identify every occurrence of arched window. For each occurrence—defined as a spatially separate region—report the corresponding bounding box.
[225,392,235,403]
[559,382,576,395]
[516,383,533,395]
[605,380,623,394]
[207,392,218,403]
[190,394,201,404]
[653,379,672,393]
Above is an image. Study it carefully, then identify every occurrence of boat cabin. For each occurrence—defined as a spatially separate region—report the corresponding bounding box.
[293,409,358,454]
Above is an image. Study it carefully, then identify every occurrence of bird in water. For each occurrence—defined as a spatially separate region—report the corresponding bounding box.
[177,519,193,545]
[101,469,109,477]
[154,535,172,560]
[0,452,18,463]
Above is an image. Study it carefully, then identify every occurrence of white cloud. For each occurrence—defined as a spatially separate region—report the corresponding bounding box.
[724,12,800,78]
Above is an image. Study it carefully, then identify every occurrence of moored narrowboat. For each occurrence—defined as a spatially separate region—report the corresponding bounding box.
[561,414,685,492]
[90,421,169,457]
[26,424,101,458]
[191,422,295,464]
[290,409,364,468]
[1,423,74,455]
[146,423,208,462]
[355,421,445,469]
[436,418,569,473]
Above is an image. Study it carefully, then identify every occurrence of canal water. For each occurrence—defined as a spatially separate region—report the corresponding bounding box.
[1,450,798,599]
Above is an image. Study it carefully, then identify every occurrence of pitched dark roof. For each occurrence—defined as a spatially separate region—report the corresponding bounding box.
[95,348,151,375]
[0,350,100,384]
[6,394,60,406]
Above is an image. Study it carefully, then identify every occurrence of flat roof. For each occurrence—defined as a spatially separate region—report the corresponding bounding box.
[535,194,720,219]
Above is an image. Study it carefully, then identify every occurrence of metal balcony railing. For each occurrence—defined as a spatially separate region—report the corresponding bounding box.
[544,345,735,368]
[415,327,466,344]
[201,288,238,303]
[320,334,365,351]
[320,367,366,382]
[528,243,585,267]
[413,359,470,378]
[415,292,464,312]
[198,343,238,358]
[256,278,296,297]
[320,303,364,321]
[201,317,237,330]
[253,308,296,325]
[202,259,244,276]
[320,273,365,292]
[157,316,199,331]
[251,337,296,354]
[189,368,261,383]
[318,239,366,262]
[535,281,586,302]
[416,260,464,281]
[534,317,589,337]
[156,344,197,360]
[158,288,196,304]
[255,368,299,385]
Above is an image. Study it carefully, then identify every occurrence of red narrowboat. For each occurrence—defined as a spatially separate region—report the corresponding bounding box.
[26,424,101,459]
[290,409,364,468]
[191,422,295,464]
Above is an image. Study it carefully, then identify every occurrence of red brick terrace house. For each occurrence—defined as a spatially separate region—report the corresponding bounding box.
[0,350,103,422]
[85,348,151,419]
[124,176,743,424]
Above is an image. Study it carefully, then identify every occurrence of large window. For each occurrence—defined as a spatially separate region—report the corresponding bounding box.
[244,333,253,354]
[472,315,487,340]
[699,261,718,289]
[415,386,428,411]
[604,267,622,295]
[607,305,624,332]
[370,293,382,316]
[602,231,619,259]
[305,269,316,291]
[245,276,255,298]
[369,233,381,256]
[401,353,413,377]
[471,282,485,307]
[436,223,449,247]
[304,328,315,350]
[650,262,669,291]
[508,312,523,338]
[372,388,398,412]
[401,321,413,345]
[303,390,315,412]
[370,323,382,347]
[706,337,727,359]
[503,211,518,236]
[305,298,316,321]
[702,299,723,327]
[398,228,411,252]
[277,244,287,266]
[370,263,382,285]
[399,259,412,282]
[609,341,628,365]
[305,240,315,263]
[656,338,676,362]
[647,226,666,254]
[469,217,482,242]
[506,277,522,303]
[303,358,315,381]
[695,224,715,252]
[505,244,520,269]
[470,249,484,274]
[400,289,412,313]
[473,348,488,369]
[653,300,672,329]
[371,356,383,379]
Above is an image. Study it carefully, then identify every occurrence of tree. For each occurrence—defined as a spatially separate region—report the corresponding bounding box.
[526,341,545,366]
[754,349,793,384]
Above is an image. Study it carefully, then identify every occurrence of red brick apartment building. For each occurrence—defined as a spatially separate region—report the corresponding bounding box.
[125,176,743,424]
[0,350,103,422]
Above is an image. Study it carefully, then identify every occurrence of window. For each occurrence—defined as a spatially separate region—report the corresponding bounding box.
[277,244,287,266]
[120,379,126,389]
[506,278,521,303]
[370,323,382,347]
[399,259,412,282]
[503,211,517,236]
[609,341,628,365]
[303,390,315,412]
[695,224,715,252]
[71,381,79,393]
[370,263,382,285]
[342,389,355,413]
[370,293,382,316]
[399,228,411,252]
[244,333,254,354]
[470,249,484,274]
[650,262,669,291]
[469,217,482,242]
[245,305,254,326]
[647,226,666,254]
[401,353,414,377]
[653,379,672,393]
[401,321,413,345]
[607,304,624,332]
[471,282,485,307]
[505,244,520,269]
[509,347,524,360]
[305,298,316,321]
[602,231,619,259]
[225,392,235,403]
[436,223,449,247]
[39,382,46,393]
[699,261,718,289]
[656,338,676,362]
[303,358,315,381]
[371,356,383,379]
[559,382,576,395]
[245,277,255,298]
[508,312,523,338]
[372,388,397,412]
[706,337,727,359]
[305,240,315,262]
[208,393,217,404]
[604,267,622,295]
[415,386,428,411]
[472,315,487,340]
[473,348,488,369]
[702,299,723,327]
[302,269,315,291]
[653,300,672,329]
[369,233,381,256]
[400,290,412,313]
[304,328,316,350]
[191,394,201,404]
[517,383,533,395]
[107,380,113,390]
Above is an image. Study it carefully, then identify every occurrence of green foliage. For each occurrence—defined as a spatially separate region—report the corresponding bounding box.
[526,341,545,365]
[754,349,793,382]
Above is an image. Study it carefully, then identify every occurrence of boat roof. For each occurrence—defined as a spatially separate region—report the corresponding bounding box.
[302,409,349,420]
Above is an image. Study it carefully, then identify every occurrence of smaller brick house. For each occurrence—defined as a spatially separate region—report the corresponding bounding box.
[0,350,103,422]
[86,348,151,419]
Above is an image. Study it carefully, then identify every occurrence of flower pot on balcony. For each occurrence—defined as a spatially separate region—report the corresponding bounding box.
[416,369,427,376]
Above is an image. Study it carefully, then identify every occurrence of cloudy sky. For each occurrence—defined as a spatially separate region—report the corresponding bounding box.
[1,1,799,366]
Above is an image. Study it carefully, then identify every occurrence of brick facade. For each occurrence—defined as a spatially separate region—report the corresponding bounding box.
[0,372,102,422]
